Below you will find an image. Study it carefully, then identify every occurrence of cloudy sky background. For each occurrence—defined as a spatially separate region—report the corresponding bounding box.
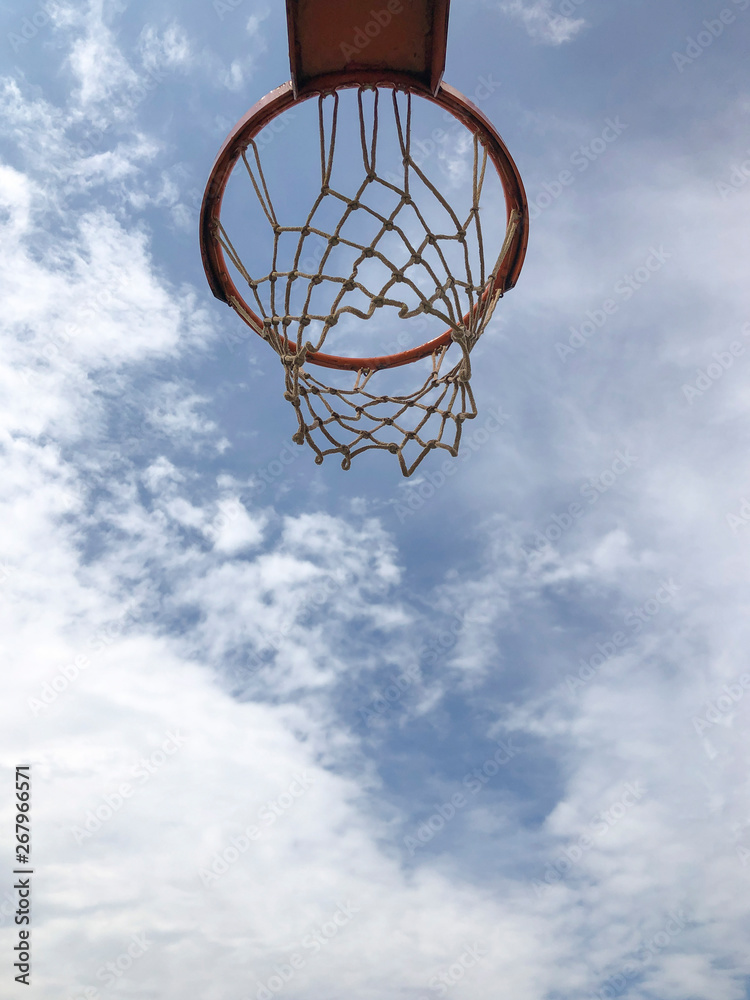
[1,0,750,998]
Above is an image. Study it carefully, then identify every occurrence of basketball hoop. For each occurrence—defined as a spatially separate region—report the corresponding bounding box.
[200,0,529,476]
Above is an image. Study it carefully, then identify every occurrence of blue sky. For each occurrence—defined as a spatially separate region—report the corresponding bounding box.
[1,0,750,998]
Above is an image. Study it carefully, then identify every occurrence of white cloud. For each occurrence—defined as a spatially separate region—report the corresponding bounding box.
[145,385,226,450]
[138,22,192,74]
[500,0,585,45]
[224,56,250,91]
[68,12,141,106]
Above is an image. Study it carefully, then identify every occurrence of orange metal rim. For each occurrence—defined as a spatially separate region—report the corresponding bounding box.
[200,73,529,372]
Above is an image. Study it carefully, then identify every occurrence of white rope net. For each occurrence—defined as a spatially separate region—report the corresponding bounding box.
[215,88,518,477]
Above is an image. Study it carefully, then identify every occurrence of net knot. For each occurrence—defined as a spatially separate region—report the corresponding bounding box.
[282,344,308,368]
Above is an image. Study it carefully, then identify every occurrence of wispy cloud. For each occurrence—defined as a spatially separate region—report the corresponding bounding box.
[138,22,192,74]
[500,0,586,45]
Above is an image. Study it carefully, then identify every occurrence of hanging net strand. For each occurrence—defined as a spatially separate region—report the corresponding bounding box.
[214,87,519,477]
